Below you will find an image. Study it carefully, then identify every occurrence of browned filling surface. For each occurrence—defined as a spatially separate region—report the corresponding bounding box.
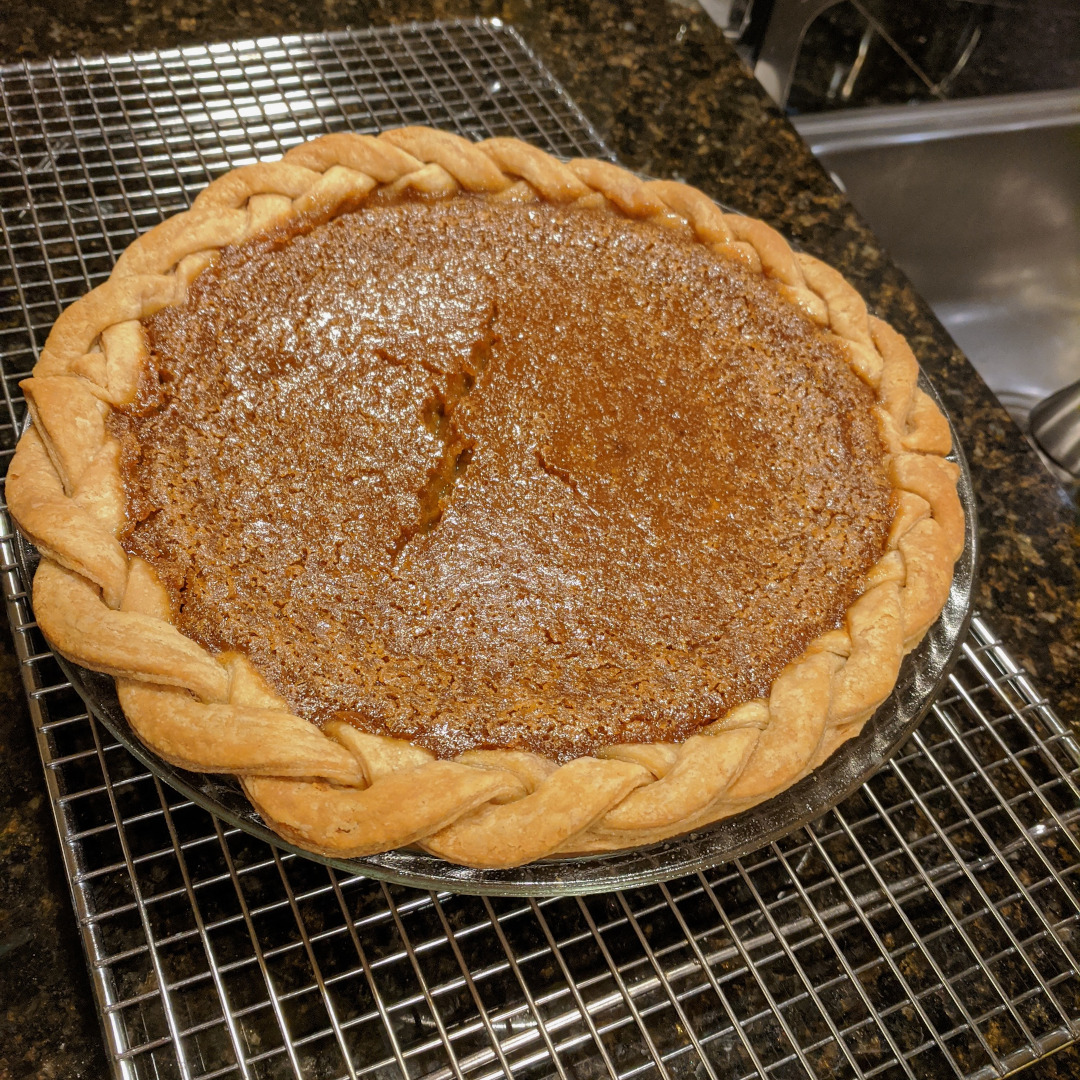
[114,194,893,761]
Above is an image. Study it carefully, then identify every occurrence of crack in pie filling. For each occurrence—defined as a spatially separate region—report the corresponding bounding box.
[7,129,965,866]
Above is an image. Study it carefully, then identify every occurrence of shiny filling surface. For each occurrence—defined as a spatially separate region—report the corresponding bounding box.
[116,194,893,760]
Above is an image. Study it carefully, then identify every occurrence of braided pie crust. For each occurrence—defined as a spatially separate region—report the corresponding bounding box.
[7,128,965,869]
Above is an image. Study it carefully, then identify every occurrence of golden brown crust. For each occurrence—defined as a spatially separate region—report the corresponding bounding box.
[8,127,966,868]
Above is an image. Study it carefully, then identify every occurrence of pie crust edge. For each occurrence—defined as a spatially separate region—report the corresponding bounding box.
[6,127,966,869]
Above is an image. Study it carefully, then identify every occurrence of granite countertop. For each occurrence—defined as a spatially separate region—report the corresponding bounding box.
[1,1,1077,1077]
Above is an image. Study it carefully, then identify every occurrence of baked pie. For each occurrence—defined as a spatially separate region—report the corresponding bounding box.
[7,128,965,868]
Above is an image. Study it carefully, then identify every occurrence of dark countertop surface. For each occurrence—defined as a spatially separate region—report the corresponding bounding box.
[0,2,1077,1077]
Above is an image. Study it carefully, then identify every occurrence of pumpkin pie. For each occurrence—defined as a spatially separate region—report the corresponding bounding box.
[6,128,965,868]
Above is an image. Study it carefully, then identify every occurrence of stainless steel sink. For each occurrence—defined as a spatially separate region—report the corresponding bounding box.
[793,90,1080,434]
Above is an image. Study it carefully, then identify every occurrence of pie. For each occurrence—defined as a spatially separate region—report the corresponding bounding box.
[6,128,965,868]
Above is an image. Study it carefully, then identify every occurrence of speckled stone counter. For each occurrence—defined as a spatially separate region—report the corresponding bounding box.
[0,2,1076,1077]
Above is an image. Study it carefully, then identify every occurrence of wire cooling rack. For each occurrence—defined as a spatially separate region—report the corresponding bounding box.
[1,19,1079,1080]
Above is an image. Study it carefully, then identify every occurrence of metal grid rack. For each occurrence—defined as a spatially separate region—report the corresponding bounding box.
[1,20,1079,1080]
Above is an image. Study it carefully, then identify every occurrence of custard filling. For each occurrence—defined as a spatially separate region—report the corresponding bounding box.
[112,194,894,760]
